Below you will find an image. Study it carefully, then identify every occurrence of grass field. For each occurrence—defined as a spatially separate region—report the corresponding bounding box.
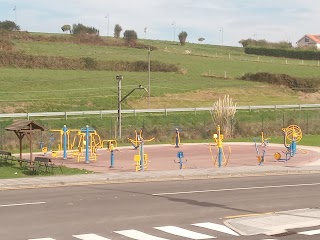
[0,161,93,179]
[0,35,319,113]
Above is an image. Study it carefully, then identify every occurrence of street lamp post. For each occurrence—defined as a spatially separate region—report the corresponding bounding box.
[13,5,17,25]
[116,76,148,139]
[117,75,123,139]
[148,46,151,109]
[220,28,224,46]
[105,13,110,36]
[172,21,176,42]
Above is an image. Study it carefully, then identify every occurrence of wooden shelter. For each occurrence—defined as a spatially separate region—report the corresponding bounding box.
[5,120,45,161]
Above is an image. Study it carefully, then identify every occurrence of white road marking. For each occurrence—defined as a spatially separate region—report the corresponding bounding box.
[155,226,215,239]
[28,238,55,240]
[72,233,111,240]
[0,201,46,207]
[298,229,320,235]
[192,222,239,236]
[115,230,169,240]
[152,182,320,196]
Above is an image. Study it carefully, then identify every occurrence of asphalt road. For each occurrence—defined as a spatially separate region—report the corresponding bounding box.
[1,174,320,240]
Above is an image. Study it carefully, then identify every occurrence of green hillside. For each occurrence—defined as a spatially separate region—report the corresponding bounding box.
[1,33,320,113]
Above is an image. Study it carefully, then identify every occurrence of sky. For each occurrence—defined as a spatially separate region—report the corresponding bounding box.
[1,0,319,46]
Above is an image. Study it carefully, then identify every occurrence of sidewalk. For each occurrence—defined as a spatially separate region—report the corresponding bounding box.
[1,143,320,191]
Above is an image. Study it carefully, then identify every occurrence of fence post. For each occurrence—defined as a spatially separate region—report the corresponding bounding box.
[65,112,68,120]
[27,113,29,120]
[224,71,227,79]
[100,110,103,119]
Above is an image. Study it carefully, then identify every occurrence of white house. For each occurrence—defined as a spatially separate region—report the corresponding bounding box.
[296,34,320,49]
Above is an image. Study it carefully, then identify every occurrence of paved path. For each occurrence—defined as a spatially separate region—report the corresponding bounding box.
[1,143,320,191]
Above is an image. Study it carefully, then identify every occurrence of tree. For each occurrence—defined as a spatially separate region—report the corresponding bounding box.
[123,30,138,46]
[0,20,20,31]
[178,31,188,46]
[61,24,71,33]
[71,23,99,35]
[114,24,122,38]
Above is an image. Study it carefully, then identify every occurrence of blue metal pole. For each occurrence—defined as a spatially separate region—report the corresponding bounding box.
[292,140,297,156]
[175,128,179,148]
[110,150,114,168]
[85,125,90,164]
[63,125,67,160]
[109,144,115,168]
[218,147,223,167]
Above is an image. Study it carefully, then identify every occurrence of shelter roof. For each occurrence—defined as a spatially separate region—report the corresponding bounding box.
[5,120,45,132]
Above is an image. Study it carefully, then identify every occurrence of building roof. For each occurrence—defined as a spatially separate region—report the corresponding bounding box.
[298,34,320,44]
[306,34,320,44]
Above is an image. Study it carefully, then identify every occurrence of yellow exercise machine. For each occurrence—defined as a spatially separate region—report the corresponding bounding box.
[209,125,231,167]
[131,134,155,172]
[274,125,302,161]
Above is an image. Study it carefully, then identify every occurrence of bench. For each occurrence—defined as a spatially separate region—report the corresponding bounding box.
[28,156,62,174]
[0,150,12,162]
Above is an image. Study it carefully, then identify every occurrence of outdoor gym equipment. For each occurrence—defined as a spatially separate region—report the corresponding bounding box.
[174,151,187,169]
[254,140,266,165]
[274,125,302,161]
[132,135,155,172]
[256,132,271,147]
[253,132,269,165]
[209,125,231,167]
[173,128,181,148]
[128,129,143,149]
[39,133,55,155]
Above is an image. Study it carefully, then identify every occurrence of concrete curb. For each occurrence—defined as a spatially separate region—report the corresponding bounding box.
[1,166,320,191]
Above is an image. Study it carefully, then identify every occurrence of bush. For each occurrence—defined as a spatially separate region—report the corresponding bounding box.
[81,57,97,70]
[71,23,99,35]
[123,30,138,46]
[0,20,20,31]
[240,72,318,93]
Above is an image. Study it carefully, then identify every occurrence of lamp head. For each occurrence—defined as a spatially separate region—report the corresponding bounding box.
[116,75,123,80]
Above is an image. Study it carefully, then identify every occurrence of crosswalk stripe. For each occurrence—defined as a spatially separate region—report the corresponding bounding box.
[192,222,239,236]
[28,238,55,240]
[114,230,169,240]
[72,233,111,240]
[154,226,216,239]
[298,229,320,235]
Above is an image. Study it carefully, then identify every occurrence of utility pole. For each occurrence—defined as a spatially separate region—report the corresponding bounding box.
[148,46,151,109]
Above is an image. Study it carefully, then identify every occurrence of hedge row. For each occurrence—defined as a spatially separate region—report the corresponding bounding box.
[245,47,320,60]
[240,72,318,93]
[0,30,157,50]
[0,51,178,72]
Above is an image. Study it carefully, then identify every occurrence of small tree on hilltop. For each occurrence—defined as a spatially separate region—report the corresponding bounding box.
[178,31,188,46]
[123,30,138,46]
[0,20,20,31]
[114,24,122,38]
[210,95,237,138]
[61,24,71,33]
